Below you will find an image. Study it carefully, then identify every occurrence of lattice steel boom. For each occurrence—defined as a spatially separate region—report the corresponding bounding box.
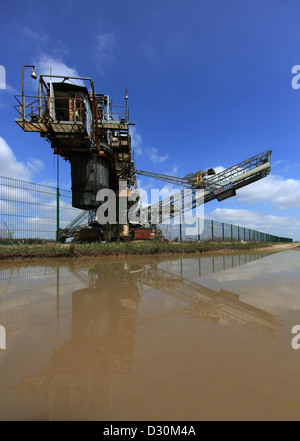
[140,150,271,224]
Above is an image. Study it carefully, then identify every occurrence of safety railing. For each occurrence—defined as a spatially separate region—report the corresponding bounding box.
[14,94,88,123]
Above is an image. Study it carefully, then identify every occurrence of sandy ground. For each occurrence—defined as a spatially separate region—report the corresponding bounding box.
[257,242,299,251]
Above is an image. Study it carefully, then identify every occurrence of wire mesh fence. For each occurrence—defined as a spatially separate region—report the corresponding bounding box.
[0,175,293,243]
[159,216,292,243]
[0,176,82,242]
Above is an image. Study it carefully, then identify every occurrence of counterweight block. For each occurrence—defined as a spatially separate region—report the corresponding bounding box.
[70,154,109,210]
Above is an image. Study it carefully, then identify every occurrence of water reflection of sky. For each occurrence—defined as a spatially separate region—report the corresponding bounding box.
[198,251,300,315]
[0,251,300,421]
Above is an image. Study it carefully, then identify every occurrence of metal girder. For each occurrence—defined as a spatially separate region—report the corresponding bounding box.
[139,150,272,224]
[135,169,194,188]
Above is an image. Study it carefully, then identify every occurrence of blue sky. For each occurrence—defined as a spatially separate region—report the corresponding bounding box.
[1,0,300,240]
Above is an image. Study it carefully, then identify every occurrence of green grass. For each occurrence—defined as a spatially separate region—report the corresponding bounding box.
[0,240,275,260]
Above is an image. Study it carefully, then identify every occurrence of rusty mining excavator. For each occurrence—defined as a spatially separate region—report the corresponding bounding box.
[14,66,272,242]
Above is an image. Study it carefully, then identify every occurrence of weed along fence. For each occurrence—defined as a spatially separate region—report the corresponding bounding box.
[0,175,293,243]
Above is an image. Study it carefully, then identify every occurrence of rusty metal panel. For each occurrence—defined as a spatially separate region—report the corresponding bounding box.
[133,228,153,240]
[70,155,109,209]
[50,122,85,134]
[15,119,48,132]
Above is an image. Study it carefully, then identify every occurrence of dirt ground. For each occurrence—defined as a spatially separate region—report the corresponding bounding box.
[257,242,299,251]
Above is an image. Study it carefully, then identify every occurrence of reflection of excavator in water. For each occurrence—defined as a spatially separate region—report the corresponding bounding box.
[14,67,272,242]
[14,256,276,420]
[15,262,143,421]
[141,264,277,339]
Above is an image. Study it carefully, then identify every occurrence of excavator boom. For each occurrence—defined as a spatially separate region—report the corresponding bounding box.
[140,149,271,224]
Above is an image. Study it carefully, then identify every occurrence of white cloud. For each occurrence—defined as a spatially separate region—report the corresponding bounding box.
[37,178,59,188]
[27,158,44,176]
[33,55,84,86]
[0,84,17,109]
[213,166,225,174]
[22,27,48,42]
[96,33,116,66]
[130,127,143,156]
[208,207,299,240]
[130,128,169,165]
[130,127,170,165]
[166,165,178,176]
[237,174,300,210]
[145,147,169,164]
[0,137,44,181]
[53,40,69,58]
[5,84,17,94]
[272,159,300,174]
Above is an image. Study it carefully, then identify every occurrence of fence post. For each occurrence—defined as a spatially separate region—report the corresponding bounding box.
[117,197,120,242]
[231,224,233,241]
[198,218,201,241]
[56,266,60,321]
[222,222,225,241]
[56,154,60,244]
[179,212,182,243]
[56,187,60,243]
[211,220,214,241]
[238,226,240,241]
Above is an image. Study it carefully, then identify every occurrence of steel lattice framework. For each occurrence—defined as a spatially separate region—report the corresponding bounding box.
[140,150,271,224]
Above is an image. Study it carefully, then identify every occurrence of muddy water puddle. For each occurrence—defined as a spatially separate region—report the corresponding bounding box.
[0,250,300,421]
